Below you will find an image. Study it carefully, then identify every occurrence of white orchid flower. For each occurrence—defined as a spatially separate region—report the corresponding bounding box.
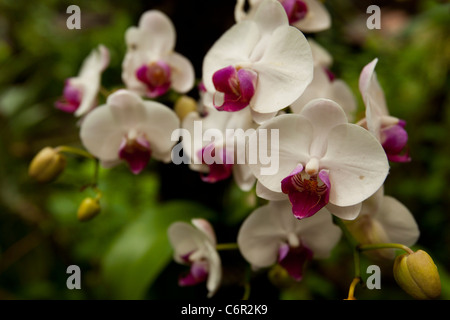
[168,219,222,298]
[235,0,331,33]
[203,0,313,124]
[80,89,179,174]
[249,98,389,220]
[237,200,341,280]
[180,104,257,191]
[55,44,109,117]
[358,58,411,162]
[122,10,195,98]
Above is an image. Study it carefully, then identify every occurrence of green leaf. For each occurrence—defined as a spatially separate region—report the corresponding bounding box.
[101,200,216,299]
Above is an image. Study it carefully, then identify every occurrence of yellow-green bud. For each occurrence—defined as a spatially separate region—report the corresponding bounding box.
[174,95,197,122]
[77,197,101,222]
[393,250,441,300]
[28,147,66,183]
[268,264,294,289]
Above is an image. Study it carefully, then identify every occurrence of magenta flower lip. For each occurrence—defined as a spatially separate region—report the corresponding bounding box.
[281,167,330,219]
[136,61,172,98]
[212,65,257,112]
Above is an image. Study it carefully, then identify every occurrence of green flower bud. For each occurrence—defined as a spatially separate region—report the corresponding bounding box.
[77,197,101,222]
[393,250,441,300]
[28,147,66,183]
[268,264,294,289]
[174,95,197,122]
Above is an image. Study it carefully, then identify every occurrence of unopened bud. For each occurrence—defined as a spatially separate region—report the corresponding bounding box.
[77,197,101,222]
[393,250,441,300]
[174,95,197,122]
[268,264,294,288]
[28,147,66,183]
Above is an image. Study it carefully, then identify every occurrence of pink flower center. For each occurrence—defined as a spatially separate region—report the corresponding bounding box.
[212,65,257,112]
[178,252,209,287]
[278,242,313,281]
[198,143,233,183]
[118,134,152,174]
[55,80,82,113]
[281,0,308,24]
[281,165,330,219]
[380,120,411,162]
[136,60,171,98]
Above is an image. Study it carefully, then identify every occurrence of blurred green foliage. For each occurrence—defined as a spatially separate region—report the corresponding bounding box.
[0,0,449,300]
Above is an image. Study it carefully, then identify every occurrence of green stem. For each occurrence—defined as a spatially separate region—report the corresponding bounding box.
[55,146,96,160]
[358,243,414,255]
[216,243,239,251]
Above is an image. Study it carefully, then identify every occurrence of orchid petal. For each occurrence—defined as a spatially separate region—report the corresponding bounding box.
[165,52,196,93]
[251,25,313,113]
[248,114,313,193]
[299,98,348,158]
[377,196,420,246]
[202,21,261,92]
[293,0,331,32]
[126,10,175,55]
[320,123,389,207]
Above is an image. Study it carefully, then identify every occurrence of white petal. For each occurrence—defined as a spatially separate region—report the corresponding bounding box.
[251,25,313,113]
[250,109,278,124]
[79,103,125,162]
[165,52,195,93]
[251,0,288,35]
[359,186,384,217]
[232,164,256,191]
[127,10,175,55]
[289,67,330,114]
[237,201,294,268]
[138,100,180,162]
[358,58,389,138]
[255,181,287,201]
[296,208,342,259]
[192,218,217,245]
[78,44,110,78]
[121,49,149,96]
[293,0,331,33]
[328,79,357,123]
[80,90,179,163]
[248,114,313,192]
[73,45,110,117]
[168,221,208,263]
[202,21,261,92]
[308,38,332,67]
[377,196,420,246]
[299,98,348,158]
[180,111,203,163]
[320,123,389,207]
[326,202,362,221]
[205,242,222,298]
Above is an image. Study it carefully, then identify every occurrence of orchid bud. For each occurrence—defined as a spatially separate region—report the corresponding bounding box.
[393,250,441,300]
[174,95,197,122]
[28,147,66,183]
[77,197,101,222]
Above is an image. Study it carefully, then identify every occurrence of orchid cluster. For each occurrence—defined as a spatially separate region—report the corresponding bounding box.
[29,0,441,300]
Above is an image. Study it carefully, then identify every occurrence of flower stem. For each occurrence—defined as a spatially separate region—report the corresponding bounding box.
[346,277,361,300]
[216,243,239,251]
[358,243,414,255]
[55,146,96,160]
